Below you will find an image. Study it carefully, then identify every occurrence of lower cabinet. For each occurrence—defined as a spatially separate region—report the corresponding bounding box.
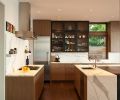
[35,67,44,100]
[50,63,74,81]
[74,67,87,100]
[5,67,44,100]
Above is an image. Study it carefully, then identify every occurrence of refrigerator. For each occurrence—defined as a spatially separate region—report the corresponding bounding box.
[34,36,50,82]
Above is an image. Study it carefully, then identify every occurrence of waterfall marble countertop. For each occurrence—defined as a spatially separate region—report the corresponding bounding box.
[75,65,117,100]
[6,65,44,77]
[75,65,116,76]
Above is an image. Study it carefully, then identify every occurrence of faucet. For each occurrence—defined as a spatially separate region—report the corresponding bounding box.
[89,55,97,68]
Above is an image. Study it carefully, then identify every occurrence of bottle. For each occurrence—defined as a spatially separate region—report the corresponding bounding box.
[26,56,29,65]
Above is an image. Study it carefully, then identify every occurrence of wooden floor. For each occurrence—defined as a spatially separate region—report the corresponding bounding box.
[40,82,80,100]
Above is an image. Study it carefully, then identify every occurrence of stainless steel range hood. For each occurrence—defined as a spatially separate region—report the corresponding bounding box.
[15,2,35,39]
[15,31,34,39]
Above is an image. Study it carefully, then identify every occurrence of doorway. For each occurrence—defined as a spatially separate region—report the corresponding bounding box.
[0,2,5,100]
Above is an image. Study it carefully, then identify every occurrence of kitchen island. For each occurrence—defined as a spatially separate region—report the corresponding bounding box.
[99,66,120,100]
[75,65,117,100]
[6,65,44,100]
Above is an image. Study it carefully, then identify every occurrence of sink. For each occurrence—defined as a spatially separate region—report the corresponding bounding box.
[81,67,94,69]
[19,66,39,70]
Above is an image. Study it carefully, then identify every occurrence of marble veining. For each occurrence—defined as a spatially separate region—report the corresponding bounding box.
[87,75,117,100]
[75,65,117,100]
[93,76,110,100]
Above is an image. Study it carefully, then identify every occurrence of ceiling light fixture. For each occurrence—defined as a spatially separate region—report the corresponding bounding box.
[57,8,62,12]
[36,11,41,14]
[89,9,93,12]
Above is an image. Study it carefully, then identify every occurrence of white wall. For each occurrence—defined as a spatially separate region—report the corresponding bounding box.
[0,0,29,99]
[0,2,5,100]
[0,0,29,74]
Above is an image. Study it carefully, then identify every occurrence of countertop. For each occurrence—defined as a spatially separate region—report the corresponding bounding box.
[6,65,44,77]
[99,67,120,75]
[51,62,120,65]
[75,65,116,77]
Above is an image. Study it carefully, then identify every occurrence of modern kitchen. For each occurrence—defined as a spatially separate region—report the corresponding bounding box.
[0,0,120,100]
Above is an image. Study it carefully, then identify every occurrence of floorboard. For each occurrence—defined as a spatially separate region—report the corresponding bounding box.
[40,82,80,100]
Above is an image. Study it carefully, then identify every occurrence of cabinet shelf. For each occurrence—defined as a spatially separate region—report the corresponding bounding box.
[6,54,17,57]
[51,21,89,52]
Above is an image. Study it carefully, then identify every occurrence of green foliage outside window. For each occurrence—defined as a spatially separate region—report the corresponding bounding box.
[89,36,105,46]
[89,24,106,32]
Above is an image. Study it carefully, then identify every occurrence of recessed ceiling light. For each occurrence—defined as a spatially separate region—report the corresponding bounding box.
[89,9,93,12]
[36,11,41,14]
[111,16,115,18]
[57,9,62,12]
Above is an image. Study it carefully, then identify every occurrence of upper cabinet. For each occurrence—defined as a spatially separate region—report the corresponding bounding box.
[33,20,51,36]
[51,21,89,52]
[15,2,34,39]
[108,21,120,52]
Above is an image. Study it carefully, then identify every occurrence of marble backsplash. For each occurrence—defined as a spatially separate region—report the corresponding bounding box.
[51,52,120,64]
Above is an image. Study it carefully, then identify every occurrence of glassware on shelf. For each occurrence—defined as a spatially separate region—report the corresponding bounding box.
[52,33,55,38]
[82,35,86,38]
[79,35,82,38]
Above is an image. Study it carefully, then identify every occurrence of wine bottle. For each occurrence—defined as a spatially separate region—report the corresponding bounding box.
[26,56,29,65]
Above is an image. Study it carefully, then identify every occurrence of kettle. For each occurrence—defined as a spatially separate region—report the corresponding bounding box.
[54,55,60,62]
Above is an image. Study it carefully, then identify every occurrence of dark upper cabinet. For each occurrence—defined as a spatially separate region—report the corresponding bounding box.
[51,21,89,52]
[33,20,51,36]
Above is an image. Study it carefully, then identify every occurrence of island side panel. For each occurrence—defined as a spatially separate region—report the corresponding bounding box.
[87,75,117,100]
[6,76,34,100]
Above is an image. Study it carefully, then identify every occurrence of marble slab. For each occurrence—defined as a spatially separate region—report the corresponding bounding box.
[87,74,117,100]
[75,65,117,100]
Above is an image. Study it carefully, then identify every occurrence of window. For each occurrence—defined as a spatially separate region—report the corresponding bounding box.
[89,23,108,59]
[89,24,106,32]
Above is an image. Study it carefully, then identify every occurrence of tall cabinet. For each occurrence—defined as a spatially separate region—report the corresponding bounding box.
[51,21,89,52]
[33,20,51,36]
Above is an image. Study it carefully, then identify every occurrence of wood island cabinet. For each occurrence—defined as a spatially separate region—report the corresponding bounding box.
[6,67,44,100]
[74,66,87,100]
[33,20,51,36]
[50,63,74,81]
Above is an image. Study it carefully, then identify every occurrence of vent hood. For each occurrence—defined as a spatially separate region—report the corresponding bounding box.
[15,2,35,39]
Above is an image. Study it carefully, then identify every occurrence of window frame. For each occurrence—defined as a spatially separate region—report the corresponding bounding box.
[89,22,108,59]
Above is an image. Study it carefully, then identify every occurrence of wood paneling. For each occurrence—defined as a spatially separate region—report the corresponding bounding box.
[50,63,65,81]
[33,20,51,36]
[6,67,44,100]
[65,64,74,80]
[50,63,74,81]
[109,21,120,52]
[74,67,87,100]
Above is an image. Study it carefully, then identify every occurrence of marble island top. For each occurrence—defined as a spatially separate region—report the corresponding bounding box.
[75,65,116,77]
[6,65,44,77]
[99,67,120,75]
[51,62,120,65]
[75,65,117,100]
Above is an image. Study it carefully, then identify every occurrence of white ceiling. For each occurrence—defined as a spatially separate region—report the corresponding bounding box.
[20,0,120,22]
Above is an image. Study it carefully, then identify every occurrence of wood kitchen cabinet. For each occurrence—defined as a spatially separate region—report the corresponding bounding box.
[50,63,74,81]
[6,67,44,100]
[51,21,89,52]
[50,63,65,81]
[65,64,74,81]
[74,66,87,100]
[35,67,44,100]
[33,20,51,36]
